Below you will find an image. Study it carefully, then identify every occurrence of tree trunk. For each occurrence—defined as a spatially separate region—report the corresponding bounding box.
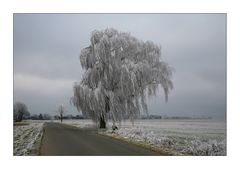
[60,114,63,123]
[98,96,109,129]
[99,115,106,128]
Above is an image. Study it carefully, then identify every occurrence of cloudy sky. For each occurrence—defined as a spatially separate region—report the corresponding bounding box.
[14,14,226,118]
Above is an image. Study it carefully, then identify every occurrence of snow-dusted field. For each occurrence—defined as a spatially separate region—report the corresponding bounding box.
[62,119,96,128]
[13,119,226,156]
[63,119,226,156]
[111,119,226,156]
[14,121,44,156]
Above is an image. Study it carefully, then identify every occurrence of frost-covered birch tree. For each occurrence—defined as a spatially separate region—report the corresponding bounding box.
[71,28,173,128]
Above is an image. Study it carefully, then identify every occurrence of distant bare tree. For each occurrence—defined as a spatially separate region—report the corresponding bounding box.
[14,102,30,122]
[39,113,43,120]
[57,105,66,123]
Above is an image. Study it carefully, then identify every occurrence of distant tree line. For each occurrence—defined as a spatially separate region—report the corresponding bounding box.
[23,114,87,120]
[14,102,89,122]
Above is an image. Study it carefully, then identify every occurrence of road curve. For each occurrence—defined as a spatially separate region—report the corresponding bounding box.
[40,123,164,156]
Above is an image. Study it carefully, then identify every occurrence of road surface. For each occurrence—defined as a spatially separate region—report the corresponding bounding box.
[40,123,165,156]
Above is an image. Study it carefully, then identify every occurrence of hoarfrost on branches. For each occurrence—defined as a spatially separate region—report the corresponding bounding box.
[71,28,173,127]
[14,102,30,122]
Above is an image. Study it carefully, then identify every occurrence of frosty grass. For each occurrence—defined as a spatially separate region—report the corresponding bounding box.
[67,119,226,156]
[14,121,44,156]
[13,119,226,156]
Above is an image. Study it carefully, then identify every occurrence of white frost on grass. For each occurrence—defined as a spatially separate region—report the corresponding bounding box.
[105,119,226,156]
[14,121,44,156]
[62,119,96,128]
[59,119,226,156]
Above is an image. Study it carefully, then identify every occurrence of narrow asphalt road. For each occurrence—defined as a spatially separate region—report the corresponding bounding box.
[40,123,163,156]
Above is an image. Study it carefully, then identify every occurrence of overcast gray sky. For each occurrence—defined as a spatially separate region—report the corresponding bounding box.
[13,14,226,118]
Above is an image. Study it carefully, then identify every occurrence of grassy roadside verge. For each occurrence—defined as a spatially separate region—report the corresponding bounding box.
[13,121,44,156]
[98,131,182,156]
